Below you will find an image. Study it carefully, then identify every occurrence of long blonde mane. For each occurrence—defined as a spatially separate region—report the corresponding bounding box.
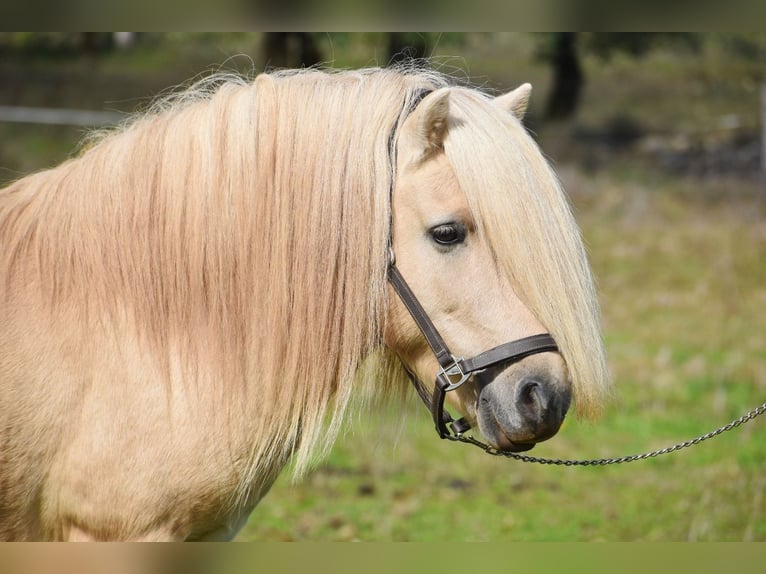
[0,68,608,501]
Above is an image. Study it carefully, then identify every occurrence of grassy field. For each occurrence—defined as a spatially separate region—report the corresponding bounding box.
[1,33,764,541]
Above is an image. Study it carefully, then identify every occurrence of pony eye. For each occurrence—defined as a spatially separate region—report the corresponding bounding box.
[430,223,466,246]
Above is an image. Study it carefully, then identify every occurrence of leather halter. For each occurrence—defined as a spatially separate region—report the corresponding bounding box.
[386,86,559,440]
[388,258,559,439]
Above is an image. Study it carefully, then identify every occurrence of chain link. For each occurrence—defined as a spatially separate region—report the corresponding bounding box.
[445,401,766,465]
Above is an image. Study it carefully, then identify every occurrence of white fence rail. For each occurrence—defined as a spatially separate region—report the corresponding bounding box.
[0,105,125,127]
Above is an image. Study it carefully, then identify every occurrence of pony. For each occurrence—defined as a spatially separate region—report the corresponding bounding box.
[0,67,609,540]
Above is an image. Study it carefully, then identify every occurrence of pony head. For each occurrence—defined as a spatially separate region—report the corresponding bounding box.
[386,82,609,451]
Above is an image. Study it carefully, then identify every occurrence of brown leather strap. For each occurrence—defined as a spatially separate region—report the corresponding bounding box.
[388,265,454,369]
[388,263,560,438]
[459,334,558,373]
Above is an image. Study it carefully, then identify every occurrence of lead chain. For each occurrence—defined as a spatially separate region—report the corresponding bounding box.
[445,401,766,466]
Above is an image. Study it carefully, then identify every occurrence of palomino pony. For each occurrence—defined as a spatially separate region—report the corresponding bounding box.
[0,67,609,540]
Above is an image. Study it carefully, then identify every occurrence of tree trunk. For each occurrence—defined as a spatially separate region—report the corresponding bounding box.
[545,33,583,121]
[261,33,321,69]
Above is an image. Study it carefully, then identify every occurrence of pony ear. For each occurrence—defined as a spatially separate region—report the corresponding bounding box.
[411,90,450,159]
[493,83,532,120]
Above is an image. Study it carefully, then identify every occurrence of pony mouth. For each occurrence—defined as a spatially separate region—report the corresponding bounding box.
[487,426,541,453]
[495,438,537,453]
[476,397,565,453]
[480,410,564,452]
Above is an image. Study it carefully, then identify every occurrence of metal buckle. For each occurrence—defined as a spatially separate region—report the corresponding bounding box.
[439,356,472,392]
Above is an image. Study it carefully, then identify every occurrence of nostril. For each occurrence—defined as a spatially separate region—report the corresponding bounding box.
[519,380,539,403]
[477,375,571,448]
[516,379,548,419]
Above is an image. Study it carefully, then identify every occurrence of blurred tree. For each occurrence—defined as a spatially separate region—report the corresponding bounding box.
[388,33,429,64]
[80,33,114,55]
[261,32,321,69]
[540,33,702,121]
[544,33,582,121]
[257,32,461,71]
[0,32,118,56]
[387,33,466,65]
[587,32,702,60]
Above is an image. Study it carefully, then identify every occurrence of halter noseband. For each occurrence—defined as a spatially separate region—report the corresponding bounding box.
[387,254,559,439]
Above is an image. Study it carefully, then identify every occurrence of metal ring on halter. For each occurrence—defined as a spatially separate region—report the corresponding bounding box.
[438,356,473,392]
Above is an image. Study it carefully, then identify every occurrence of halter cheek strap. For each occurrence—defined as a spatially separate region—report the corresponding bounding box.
[387,263,559,439]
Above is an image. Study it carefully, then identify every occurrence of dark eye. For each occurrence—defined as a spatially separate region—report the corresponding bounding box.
[430,222,466,246]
